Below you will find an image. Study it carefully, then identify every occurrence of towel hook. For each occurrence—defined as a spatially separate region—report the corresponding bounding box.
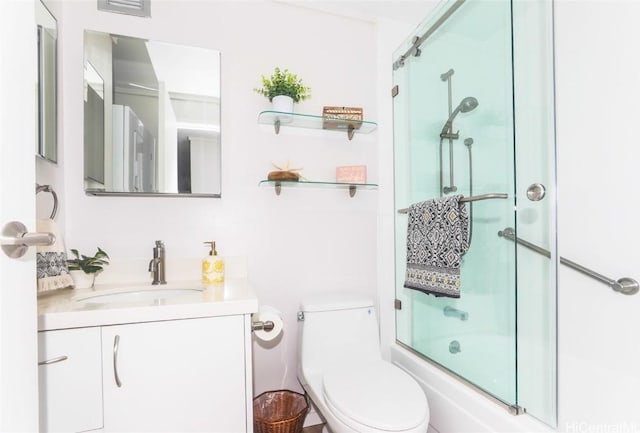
[35,183,58,219]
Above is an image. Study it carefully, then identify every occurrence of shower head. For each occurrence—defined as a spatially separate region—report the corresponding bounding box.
[464,137,474,147]
[454,96,479,115]
[441,97,479,134]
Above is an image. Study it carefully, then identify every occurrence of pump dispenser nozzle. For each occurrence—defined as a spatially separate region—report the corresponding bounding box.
[204,241,217,256]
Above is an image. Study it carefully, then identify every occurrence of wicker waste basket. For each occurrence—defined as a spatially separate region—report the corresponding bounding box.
[253,390,309,433]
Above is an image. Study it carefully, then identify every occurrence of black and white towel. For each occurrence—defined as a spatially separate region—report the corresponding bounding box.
[404,195,469,298]
[36,219,74,292]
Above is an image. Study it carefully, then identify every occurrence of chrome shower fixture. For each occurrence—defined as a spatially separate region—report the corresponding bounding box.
[441,97,479,137]
[438,68,479,196]
[440,69,454,81]
[456,96,479,115]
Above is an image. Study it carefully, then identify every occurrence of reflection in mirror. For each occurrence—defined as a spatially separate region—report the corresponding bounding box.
[36,0,57,163]
[84,62,105,184]
[83,31,221,197]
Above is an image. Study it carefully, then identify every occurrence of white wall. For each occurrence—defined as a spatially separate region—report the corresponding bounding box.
[38,0,378,396]
[554,0,640,430]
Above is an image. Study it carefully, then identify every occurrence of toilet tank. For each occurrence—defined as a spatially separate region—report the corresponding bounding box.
[297,292,381,382]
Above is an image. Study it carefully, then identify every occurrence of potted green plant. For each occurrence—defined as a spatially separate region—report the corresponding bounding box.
[254,67,311,113]
[67,247,110,289]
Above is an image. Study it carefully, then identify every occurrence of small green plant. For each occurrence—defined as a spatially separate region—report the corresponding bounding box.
[67,247,110,274]
[254,67,311,103]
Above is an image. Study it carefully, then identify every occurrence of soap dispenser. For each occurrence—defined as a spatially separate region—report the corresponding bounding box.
[202,241,224,285]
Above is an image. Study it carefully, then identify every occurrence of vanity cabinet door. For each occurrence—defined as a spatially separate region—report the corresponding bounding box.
[38,327,103,433]
[101,315,247,432]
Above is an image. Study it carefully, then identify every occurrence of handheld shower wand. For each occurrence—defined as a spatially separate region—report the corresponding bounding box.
[440,97,479,137]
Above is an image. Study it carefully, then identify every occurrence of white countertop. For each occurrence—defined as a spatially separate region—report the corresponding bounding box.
[37,278,259,331]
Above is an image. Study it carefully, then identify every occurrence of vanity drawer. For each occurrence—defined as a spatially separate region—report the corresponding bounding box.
[38,327,103,433]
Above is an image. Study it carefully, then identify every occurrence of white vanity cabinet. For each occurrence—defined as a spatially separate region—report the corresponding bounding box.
[38,314,253,433]
[101,315,249,432]
[37,278,257,433]
[38,327,103,433]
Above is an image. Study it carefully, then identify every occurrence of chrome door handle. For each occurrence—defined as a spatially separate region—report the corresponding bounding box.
[113,335,122,388]
[38,355,68,366]
[526,183,546,201]
[1,221,55,258]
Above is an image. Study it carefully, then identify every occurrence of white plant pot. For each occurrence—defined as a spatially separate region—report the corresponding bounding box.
[272,95,294,123]
[272,95,294,112]
[70,270,96,289]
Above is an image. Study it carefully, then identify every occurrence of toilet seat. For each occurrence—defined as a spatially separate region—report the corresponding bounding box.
[322,361,429,432]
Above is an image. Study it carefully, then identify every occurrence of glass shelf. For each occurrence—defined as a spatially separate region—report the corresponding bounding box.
[257,110,377,140]
[259,179,378,197]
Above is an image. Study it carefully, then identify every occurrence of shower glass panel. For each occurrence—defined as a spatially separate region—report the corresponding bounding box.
[393,0,557,426]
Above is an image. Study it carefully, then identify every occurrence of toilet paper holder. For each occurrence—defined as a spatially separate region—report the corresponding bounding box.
[251,319,275,332]
[251,307,282,340]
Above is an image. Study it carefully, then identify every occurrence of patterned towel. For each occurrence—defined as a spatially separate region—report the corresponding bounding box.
[404,195,469,298]
[36,219,74,292]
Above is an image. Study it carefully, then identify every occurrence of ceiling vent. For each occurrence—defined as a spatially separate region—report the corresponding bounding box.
[97,0,150,17]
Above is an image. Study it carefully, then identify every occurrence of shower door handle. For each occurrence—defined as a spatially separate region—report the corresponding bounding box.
[526,183,546,201]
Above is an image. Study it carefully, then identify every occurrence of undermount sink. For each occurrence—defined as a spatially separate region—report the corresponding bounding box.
[73,285,205,305]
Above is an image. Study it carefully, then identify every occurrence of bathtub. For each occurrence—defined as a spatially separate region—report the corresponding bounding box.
[410,333,515,404]
[390,343,554,433]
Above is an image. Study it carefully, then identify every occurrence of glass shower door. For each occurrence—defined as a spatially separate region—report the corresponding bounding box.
[393,0,557,425]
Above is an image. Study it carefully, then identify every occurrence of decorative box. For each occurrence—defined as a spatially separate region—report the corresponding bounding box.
[322,106,364,130]
[336,165,367,184]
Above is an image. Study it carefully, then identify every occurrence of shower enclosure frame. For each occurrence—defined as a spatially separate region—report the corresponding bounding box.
[390,0,558,427]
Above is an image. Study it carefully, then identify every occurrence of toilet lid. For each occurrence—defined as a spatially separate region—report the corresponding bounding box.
[322,361,428,432]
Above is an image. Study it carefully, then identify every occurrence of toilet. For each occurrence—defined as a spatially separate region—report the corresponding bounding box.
[297,292,430,433]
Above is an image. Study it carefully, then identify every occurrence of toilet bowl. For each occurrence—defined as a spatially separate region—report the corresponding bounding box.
[297,292,430,433]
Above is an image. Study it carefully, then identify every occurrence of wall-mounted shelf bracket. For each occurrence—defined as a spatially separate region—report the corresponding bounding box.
[347,125,355,141]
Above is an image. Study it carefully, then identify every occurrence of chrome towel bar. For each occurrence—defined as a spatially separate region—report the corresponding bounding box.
[397,193,508,214]
[498,227,638,296]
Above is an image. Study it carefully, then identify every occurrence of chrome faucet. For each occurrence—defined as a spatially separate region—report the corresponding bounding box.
[443,305,468,321]
[148,240,166,285]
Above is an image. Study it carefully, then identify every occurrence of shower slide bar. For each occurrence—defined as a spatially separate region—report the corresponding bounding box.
[396,193,508,214]
[498,227,639,296]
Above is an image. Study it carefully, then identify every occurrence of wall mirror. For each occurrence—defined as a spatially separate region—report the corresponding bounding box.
[83,30,221,197]
[36,0,57,163]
